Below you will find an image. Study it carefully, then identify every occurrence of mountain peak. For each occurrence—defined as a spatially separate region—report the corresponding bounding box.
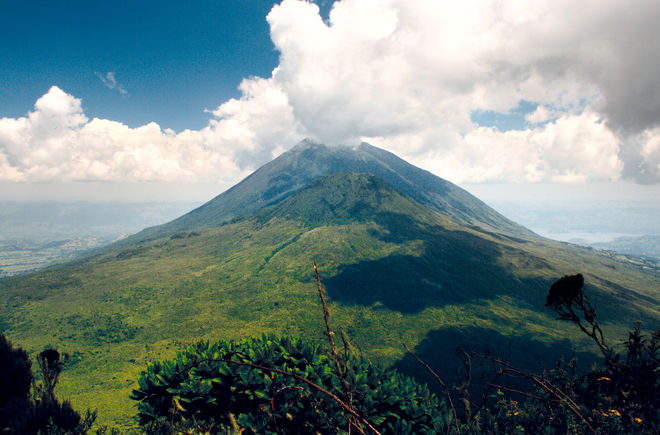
[124,141,533,244]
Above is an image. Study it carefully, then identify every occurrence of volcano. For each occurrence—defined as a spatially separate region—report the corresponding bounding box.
[126,140,533,244]
[1,140,658,427]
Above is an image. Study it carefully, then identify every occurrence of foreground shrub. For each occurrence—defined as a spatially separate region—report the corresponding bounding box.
[0,334,96,434]
[0,333,33,429]
[458,274,660,434]
[131,334,450,434]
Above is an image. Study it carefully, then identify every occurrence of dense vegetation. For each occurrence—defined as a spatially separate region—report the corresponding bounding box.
[450,274,660,434]
[127,274,658,434]
[2,271,658,433]
[0,335,96,434]
[131,335,448,434]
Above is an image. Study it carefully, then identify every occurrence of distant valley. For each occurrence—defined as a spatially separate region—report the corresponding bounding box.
[0,201,200,276]
[588,235,660,262]
[488,200,660,262]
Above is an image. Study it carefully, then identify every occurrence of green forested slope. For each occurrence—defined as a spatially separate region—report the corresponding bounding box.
[1,174,658,428]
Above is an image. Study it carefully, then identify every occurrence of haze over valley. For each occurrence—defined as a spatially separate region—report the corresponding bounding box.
[0,201,200,276]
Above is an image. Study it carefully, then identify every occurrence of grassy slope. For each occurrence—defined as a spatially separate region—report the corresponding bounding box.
[1,174,658,428]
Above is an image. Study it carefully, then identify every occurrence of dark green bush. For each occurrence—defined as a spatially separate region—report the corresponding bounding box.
[8,398,95,435]
[479,326,659,434]
[0,334,33,429]
[0,334,97,434]
[131,334,450,434]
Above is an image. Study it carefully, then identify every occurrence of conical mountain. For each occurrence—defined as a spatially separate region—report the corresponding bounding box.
[2,149,659,428]
[127,139,532,243]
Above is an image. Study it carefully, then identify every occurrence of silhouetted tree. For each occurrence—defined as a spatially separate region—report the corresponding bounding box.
[545,273,584,308]
[36,348,68,402]
[0,334,33,430]
[0,334,96,434]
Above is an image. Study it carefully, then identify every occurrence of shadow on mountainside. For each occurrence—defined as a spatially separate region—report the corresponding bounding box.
[325,218,553,313]
[324,211,658,325]
[392,326,599,396]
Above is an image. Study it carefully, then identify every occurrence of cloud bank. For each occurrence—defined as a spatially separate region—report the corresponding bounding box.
[1,0,659,185]
[0,83,301,183]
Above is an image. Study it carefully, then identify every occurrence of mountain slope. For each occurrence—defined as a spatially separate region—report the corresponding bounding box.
[125,140,533,244]
[1,173,658,427]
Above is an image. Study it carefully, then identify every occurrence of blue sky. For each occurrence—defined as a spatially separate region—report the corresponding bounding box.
[1,0,659,203]
[1,0,300,131]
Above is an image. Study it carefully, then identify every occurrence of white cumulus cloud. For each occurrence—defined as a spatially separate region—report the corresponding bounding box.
[261,0,660,183]
[0,85,300,183]
[429,111,623,184]
[2,0,660,185]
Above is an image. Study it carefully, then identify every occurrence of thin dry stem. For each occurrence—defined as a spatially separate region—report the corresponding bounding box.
[314,261,359,432]
[471,351,596,435]
[404,344,460,435]
[486,383,544,400]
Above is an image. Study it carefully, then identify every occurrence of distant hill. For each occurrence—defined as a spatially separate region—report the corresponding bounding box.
[1,150,658,428]
[589,235,660,262]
